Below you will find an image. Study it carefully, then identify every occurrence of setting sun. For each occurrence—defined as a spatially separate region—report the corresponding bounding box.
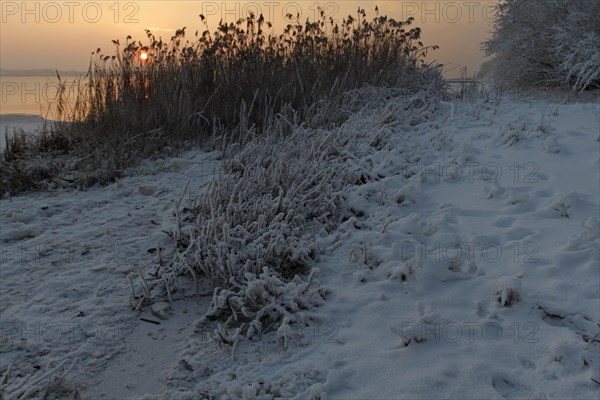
[139,51,149,62]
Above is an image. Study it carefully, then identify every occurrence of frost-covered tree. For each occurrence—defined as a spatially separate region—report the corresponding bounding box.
[483,0,600,91]
[551,1,600,91]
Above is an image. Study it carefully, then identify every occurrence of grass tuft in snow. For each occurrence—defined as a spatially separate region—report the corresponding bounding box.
[134,86,443,340]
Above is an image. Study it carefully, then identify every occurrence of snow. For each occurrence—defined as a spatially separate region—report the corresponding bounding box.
[0,151,220,399]
[1,93,599,399]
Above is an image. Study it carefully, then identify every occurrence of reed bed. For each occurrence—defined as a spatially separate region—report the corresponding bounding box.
[0,7,443,197]
[76,9,441,136]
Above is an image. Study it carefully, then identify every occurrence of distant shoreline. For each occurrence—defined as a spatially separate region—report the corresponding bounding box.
[0,68,85,77]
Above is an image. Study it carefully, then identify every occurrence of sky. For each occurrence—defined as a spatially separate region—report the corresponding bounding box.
[0,1,497,78]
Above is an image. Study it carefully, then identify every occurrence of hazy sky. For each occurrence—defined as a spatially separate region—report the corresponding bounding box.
[1,1,497,78]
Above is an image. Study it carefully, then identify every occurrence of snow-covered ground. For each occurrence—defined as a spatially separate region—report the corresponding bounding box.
[1,94,599,399]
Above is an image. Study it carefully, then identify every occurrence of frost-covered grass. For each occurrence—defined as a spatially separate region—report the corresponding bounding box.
[483,0,600,91]
[127,86,443,341]
[0,7,443,198]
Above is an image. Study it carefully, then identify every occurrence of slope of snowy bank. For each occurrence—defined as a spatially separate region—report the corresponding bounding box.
[1,94,598,399]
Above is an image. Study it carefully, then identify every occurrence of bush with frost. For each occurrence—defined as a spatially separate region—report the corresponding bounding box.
[483,0,600,91]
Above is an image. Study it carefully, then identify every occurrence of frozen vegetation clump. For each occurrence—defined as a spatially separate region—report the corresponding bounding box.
[145,86,443,339]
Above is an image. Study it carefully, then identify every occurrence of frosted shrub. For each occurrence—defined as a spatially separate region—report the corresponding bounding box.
[483,0,600,91]
[551,2,600,91]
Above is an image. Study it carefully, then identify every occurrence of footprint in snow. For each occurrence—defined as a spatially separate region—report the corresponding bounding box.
[491,373,532,399]
[543,136,561,154]
[138,185,158,196]
[533,188,554,198]
[519,357,536,370]
[503,227,535,241]
[565,216,599,251]
[4,212,35,224]
[1,224,44,242]
[475,302,487,318]
[537,192,591,219]
[493,217,514,228]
